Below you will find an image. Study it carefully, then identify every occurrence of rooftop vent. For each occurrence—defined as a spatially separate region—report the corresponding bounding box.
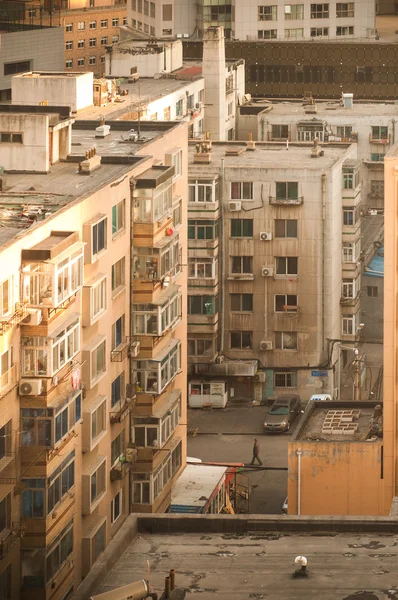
[79,147,101,175]
[246,132,256,151]
[225,147,244,156]
[342,93,354,109]
[95,124,111,138]
[194,133,212,164]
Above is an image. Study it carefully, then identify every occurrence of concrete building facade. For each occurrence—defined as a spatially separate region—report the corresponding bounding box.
[0,76,188,600]
[187,139,361,402]
[128,0,376,40]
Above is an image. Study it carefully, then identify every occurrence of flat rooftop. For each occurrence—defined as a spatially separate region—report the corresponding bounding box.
[243,99,398,118]
[188,141,350,176]
[293,402,381,443]
[76,514,398,600]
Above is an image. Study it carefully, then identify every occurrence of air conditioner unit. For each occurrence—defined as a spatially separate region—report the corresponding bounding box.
[262,267,274,277]
[254,372,266,383]
[260,341,273,351]
[260,232,272,241]
[26,308,42,326]
[228,201,241,211]
[19,379,43,396]
[129,340,140,358]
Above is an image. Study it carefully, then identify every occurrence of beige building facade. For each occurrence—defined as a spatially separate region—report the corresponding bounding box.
[0,96,187,599]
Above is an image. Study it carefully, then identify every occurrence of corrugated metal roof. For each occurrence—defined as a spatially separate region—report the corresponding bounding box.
[170,464,227,512]
[365,248,384,278]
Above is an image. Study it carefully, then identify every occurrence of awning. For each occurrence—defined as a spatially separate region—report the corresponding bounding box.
[84,272,106,287]
[152,389,181,419]
[151,284,180,306]
[48,311,80,338]
[48,241,85,265]
[150,338,180,363]
[210,360,258,377]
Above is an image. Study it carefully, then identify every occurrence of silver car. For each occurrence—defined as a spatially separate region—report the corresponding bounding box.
[264,394,301,433]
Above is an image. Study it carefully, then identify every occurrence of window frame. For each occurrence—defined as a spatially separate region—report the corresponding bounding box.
[275,256,298,276]
[230,331,253,349]
[275,331,298,350]
[274,371,297,388]
[230,219,254,238]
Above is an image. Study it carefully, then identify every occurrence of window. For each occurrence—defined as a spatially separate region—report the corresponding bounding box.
[275,332,297,350]
[188,338,214,356]
[89,20,97,29]
[370,180,384,198]
[275,294,298,312]
[21,478,45,518]
[371,126,388,140]
[66,60,73,69]
[271,124,289,139]
[77,39,85,48]
[0,493,11,532]
[342,315,355,335]
[336,2,354,17]
[173,199,182,226]
[336,26,354,35]
[311,3,329,18]
[4,60,31,76]
[231,219,253,237]
[133,292,181,336]
[65,23,73,32]
[343,167,359,190]
[89,56,96,66]
[188,220,219,240]
[112,199,125,236]
[189,180,218,203]
[46,521,73,583]
[46,451,75,514]
[164,106,171,120]
[91,217,107,255]
[163,4,172,20]
[100,36,108,46]
[276,181,298,201]
[112,17,119,26]
[367,286,378,297]
[112,35,119,43]
[89,38,96,47]
[91,340,106,383]
[91,461,106,504]
[274,371,297,388]
[342,278,358,299]
[92,521,106,565]
[91,399,106,443]
[132,473,150,504]
[0,347,13,388]
[65,40,73,50]
[111,372,125,407]
[258,29,277,39]
[285,28,304,38]
[343,207,355,226]
[311,26,328,36]
[112,315,125,350]
[258,5,277,20]
[275,257,298,275]
[230,294,253,312]
[150,1,155,17]
[0,276,13,317]
[231,182,253,200]
[52,317,80,374]
[101,18,108,27]
[137,21,142,30]
[78,58,85,67]
[342,242,358,263]
[111,490,122,523]
[188,258,218,279]
[100,54,106,63]
[150,26,155,35]
[111,430,125,465]
[112,257,125,292]
[231,256,253,274]
[175,99,184,117]
[285,4,304,19]
[133,422,158,447]
[0,132,23,144]
[172,440,182,474]
[275,219,297,238]
[188,295,218,315]
[0,420,11,462]
[371,153,385,162]
[78,21,85,30]
[231,331,253,349]
[91,276,107,321]
[135,340,180,394]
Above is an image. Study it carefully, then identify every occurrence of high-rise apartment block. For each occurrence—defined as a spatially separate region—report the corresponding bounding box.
[0,74,187,600]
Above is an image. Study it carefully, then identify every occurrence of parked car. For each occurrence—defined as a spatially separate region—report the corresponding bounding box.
[310,393,332,402]
[264,394,301,433]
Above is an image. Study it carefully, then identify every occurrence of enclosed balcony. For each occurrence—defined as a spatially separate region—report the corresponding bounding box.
[134,339,181,396]
[133,166,174,230]
[132,285,181,341]
[21,231,84,311]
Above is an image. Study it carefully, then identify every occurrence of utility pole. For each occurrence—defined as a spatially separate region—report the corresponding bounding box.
[353,348,360,401]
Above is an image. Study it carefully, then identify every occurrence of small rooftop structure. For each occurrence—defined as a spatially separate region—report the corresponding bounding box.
[365,247,384,278]
[170,464,227,513]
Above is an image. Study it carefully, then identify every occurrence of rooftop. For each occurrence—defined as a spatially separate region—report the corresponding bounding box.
[188,141,350,176]
[364,248,384,278]
[293,401,382,443]
[242,99,398,118]
[170,464,227,512]
[75,513,398,600]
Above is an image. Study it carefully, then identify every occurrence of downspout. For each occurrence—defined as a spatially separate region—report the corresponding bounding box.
[321,173,327,352]
[128,177,136,515]
[219,158,225,354]
[392,119,396,144]
[296,450,302,515]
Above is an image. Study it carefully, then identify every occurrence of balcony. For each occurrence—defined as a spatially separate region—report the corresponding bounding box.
[0,302,28,336]
[110,446,137,481]
[0,522,25,560]
[110,394,136,424]
[369,133,391,144]
[328,133,358,143]
[269,196,303,206]
[340,294,360,308]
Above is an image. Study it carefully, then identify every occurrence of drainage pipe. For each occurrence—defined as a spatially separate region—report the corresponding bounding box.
[297,450,302,516]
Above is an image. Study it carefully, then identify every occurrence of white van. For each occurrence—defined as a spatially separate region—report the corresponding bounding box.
[310,393,332,402]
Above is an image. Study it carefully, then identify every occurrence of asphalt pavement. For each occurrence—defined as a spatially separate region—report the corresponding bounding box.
[187,405,297,514]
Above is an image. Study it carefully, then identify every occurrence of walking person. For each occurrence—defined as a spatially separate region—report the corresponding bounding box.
[250,438,263,465]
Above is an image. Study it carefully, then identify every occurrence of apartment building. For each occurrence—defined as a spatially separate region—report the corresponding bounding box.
[187,139,362,402]
[4,0,127,75]
[237,95,398,210]
[127,0,375,40]
[0,81,187,599]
